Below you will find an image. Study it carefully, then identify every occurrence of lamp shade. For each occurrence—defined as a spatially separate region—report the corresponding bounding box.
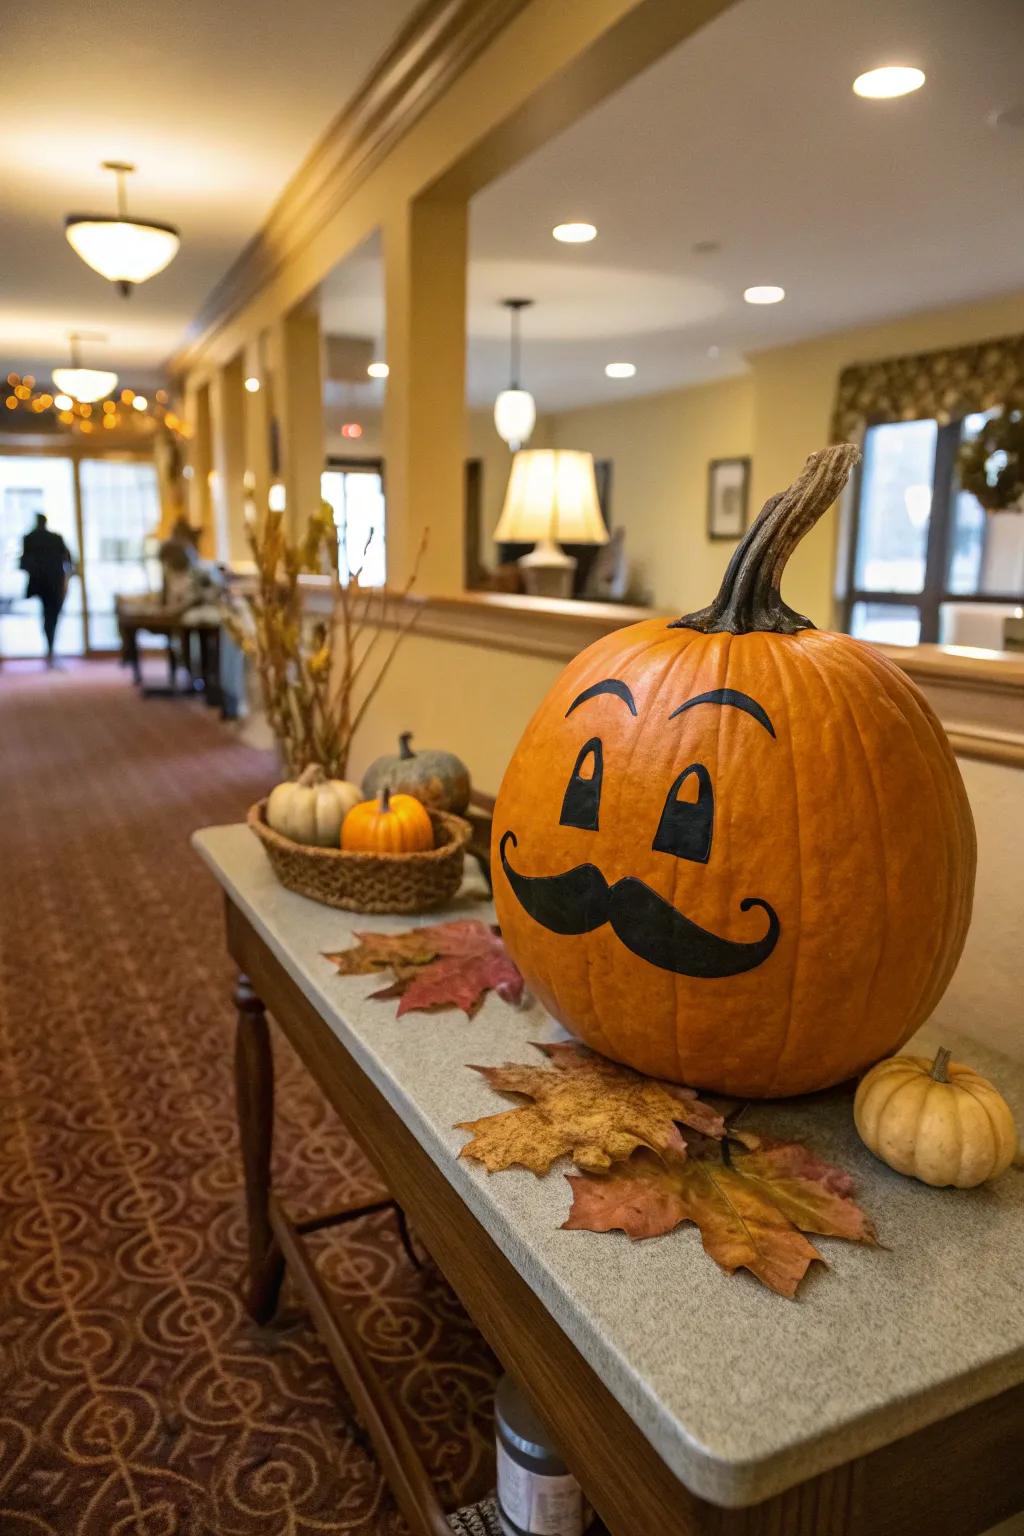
[51,367,119,404]
[493,387,536,448]
[65,217,180,286]
[494,450,608,545]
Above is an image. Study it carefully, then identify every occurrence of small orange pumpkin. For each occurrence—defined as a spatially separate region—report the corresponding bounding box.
[493,446,976,1098]
[341,787,434,853]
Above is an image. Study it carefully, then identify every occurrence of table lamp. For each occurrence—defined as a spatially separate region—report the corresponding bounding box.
[493,449,608,599]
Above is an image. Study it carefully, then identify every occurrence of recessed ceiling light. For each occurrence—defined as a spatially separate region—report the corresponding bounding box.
[853,66,925,99]
[743,285,786,305]
[553,222,597,244]
[367,361,389,379]
[244,376,261,393]
[706,345,720,359]
[604,362,636,379]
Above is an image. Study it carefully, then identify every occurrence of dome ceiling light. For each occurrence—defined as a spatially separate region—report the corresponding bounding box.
[51,332,118,404]
[65,161,180,297]
[494,298,536,450]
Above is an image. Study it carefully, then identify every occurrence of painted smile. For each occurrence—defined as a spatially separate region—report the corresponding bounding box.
[499,830,779,979]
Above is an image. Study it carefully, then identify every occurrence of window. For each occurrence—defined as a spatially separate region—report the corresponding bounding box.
[320,461,386,586]
[79,458,161,650]
[0,455,82,657]
[845,413,1024,646]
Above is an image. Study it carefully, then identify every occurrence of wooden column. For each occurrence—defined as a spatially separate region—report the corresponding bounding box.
[209,356,248,563]
[383,195,468,594]
[184,380,213,553]
[269,299,325,531]
[242,335,272,518]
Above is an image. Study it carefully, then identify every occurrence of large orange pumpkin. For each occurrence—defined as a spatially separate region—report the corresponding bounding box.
[492,446,976,1098]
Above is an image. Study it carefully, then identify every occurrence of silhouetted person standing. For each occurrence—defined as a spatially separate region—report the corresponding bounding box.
[20,513,73,666]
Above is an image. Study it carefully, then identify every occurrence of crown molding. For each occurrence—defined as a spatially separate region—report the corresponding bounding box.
[170,0,527,376]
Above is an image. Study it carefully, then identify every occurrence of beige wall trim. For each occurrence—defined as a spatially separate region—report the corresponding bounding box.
[944,731,1024,770]
[170,0,528,374]
[172,0,736,380]
[285,582,1024,731]
[227,577,1024,768]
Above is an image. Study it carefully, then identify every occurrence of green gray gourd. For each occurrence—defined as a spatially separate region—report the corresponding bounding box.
[361,732,470,814]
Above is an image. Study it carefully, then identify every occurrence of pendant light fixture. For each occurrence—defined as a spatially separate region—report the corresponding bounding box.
[65,161,180,297]
[51,333,118,404]
[493,298,536,450]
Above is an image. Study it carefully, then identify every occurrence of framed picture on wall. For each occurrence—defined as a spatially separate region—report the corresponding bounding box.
[707,456,751,540]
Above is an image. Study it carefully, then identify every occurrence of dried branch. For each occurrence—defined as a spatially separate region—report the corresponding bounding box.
[227,500,426,779]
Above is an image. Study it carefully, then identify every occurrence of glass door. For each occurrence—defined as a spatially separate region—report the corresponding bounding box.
[0,455,83,658]
[321,462,386,585]
[78,458,162,650]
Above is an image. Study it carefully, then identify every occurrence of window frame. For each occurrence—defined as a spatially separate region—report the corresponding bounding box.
[842,413,1024,645]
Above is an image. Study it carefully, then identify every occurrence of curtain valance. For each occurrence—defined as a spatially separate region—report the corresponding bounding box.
[831,332,1024,442]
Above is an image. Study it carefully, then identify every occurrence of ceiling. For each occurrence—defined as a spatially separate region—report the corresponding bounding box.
[0,0,421,390]
[323,0,1024,413]
[8,0,1022,412]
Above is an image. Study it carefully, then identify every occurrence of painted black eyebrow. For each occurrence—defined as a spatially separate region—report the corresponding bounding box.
[669,688,775,738]
[565,678,637,718]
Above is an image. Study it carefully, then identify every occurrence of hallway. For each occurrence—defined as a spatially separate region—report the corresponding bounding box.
[0,666,497,1535]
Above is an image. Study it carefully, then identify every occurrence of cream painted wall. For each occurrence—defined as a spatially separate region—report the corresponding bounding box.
[931,755,1024,1063]
[546,375,754,611]
[345,627,560,792]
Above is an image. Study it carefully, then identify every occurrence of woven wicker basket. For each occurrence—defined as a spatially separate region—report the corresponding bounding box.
[247,799,472,914]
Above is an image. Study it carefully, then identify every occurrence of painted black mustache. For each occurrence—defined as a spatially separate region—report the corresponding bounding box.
[500,831,779,979]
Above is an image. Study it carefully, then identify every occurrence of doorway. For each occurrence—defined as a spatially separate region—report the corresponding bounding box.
[0,451,161,659]
[0,455,82,658]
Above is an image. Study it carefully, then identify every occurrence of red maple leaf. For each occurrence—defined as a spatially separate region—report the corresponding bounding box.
[326,919,523,1018]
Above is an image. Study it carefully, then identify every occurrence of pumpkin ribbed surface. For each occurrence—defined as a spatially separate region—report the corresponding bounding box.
[854,1052,1017,1186]
[493,618,975,1099]
[342,789,434,853]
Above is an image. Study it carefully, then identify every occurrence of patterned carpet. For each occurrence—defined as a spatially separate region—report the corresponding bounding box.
[0,662,499,1535]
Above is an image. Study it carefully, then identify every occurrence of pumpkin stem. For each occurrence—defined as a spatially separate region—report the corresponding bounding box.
[398,731,415,760]
[378,785,392,814]
[930,1046,952,1083]
[671,444,861,635]
[296,764,323,787]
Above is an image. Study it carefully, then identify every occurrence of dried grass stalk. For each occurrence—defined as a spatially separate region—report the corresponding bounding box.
[225,501,426,779]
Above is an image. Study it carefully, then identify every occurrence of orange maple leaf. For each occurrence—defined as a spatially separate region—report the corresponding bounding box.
[456,1041,724,1176]
[564,1133,878,1298]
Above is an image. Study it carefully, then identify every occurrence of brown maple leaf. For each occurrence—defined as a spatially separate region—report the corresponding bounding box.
[456,1042,724,1176]
[324,927,442,975]
[325,920,523,1018]
[564,1134,877,1298]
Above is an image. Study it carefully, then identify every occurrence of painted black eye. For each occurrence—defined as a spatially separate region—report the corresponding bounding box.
[560,737,603,831]
[652,763,714,863]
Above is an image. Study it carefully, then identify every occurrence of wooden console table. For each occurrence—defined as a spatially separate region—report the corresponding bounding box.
[194,825,1024,1536]
[118,605,222,703]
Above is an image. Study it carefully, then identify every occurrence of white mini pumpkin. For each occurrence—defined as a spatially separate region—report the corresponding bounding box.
[266,765,362,848]
[854,1047,1018,1189]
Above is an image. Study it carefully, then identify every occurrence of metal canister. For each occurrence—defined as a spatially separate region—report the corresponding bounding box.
[494,1374,592,1536]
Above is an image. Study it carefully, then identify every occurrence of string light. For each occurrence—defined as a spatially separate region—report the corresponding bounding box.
[0,369,188,438]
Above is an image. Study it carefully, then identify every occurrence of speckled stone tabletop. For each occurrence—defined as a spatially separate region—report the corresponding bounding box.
[194,823,1024,1509]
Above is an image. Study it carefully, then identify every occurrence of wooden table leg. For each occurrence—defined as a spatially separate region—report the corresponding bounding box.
[234,975,285,1323]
